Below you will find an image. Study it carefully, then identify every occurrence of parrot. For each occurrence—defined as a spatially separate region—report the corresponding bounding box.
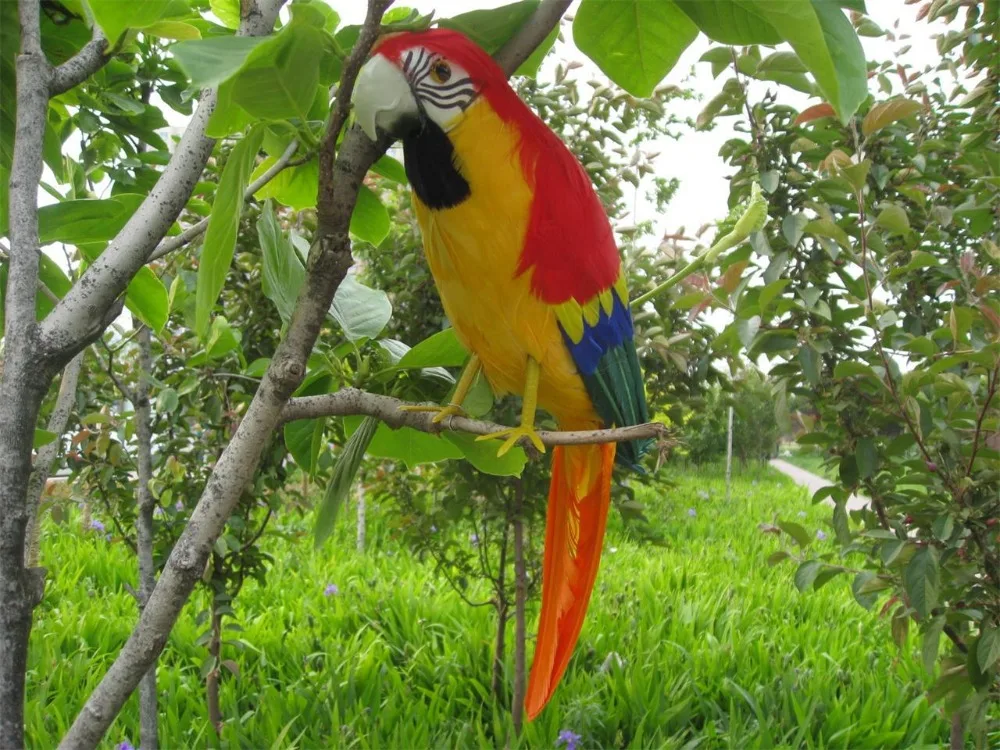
[351,28,651,719]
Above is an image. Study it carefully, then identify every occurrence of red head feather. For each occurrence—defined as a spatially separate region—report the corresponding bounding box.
[374,29,620,305]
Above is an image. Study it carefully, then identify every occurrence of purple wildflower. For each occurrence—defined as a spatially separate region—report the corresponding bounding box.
[430,525,438,533]
[116,742,135,750]
[687,508,697,517]
[697,490,710,501]
[797,511,807,519]
[556,729,581,750]
[153,506,165,518]
[469,533,479,546]
[816,529,827,541]
[89,519,106,533]
[324,583,339,597]
[175,500,184,512]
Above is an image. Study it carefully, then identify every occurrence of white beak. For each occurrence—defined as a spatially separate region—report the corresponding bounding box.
[351,54,420,141]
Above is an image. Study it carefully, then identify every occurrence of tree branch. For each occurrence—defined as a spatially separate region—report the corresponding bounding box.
[57,2,573,744]
[49,27,108,96]
[37,0,288,360]
[148,140,300,262]
[281,389,666,447]
[494,0,571,75]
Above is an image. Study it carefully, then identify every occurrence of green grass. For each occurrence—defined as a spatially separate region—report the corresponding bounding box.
[27,465,952,748]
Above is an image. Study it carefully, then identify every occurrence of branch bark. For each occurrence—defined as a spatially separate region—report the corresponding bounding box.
[49,27,108,96]
[280,389,666,448]
[37,0,287,360]
[493,0,571,74]
[57,2,572,744]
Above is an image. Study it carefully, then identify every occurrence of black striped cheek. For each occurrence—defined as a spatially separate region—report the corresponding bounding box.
[403,120,470,210]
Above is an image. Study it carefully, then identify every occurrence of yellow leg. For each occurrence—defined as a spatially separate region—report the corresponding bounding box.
[475,356,546,456]
[399,354,481,423]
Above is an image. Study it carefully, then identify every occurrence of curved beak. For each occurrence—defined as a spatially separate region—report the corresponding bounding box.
[352,54,421,141]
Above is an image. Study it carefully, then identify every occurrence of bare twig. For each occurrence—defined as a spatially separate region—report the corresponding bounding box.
[280,389,666,448]
[50,28,108,96]
[148,140,301,262]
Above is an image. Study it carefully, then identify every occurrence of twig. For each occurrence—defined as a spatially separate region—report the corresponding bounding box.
[280,389,667,448]
[148,140,300,262]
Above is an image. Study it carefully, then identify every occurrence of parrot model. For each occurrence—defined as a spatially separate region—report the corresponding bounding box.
[352,29,650,719]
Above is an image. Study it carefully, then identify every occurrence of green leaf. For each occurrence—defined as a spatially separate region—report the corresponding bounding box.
[195,124,264,337]
[798,345,821,386]
[85,0,173,43]
[252,154,318,212]
[397,328,469,369]
[855,436,877,478]
[444,432,526,476]
[328,274,391,342]
[876,203,910,235]
[977,624,1000,673]
[125,267,170,333]
[350,185,390,245]
[143,20,202,41]
[903,546,939,619]
[674,1,783,44]
[210,0,240,29]
[736,316,760,348]
[794,560,822,591]
[438,1,557,77]
[778,520,812,548]
[314,416,377,547]
[753,0,867,123]
[345,416,462,468]
[257,201,305,324]
[231,25,325,121]
[371,155,407,184]
[922,616,945,673]
[171,36,270,90]
[573,0,699,98]
[33,429,58,449]
[38,194,145,246]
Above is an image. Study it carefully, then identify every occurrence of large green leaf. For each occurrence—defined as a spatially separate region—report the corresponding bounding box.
[284,372,333,473]
[38,194,145,246]
[257,200,305,324]
[345,415,463,469]
[314,416,377,547]
[251,155,318,210]
[171,36,269,90]
[125,267,170,333]
[195,124,264,337]
[439,1,557,77]
[328,274,391,342]
[903,546,939,619]
[349,186,390,245]
[230,25,325,121]
[573,0,699,98]
[674,1,782,44]
[444,432,526,476]
[397,328,468,369]
[85,0,173,44]
[754,0,867,123]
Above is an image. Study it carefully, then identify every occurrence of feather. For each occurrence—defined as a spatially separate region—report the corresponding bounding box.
[525,442,616,720]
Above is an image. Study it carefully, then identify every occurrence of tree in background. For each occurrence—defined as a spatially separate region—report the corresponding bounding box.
[695,1,999,742]
[684,368,779,465]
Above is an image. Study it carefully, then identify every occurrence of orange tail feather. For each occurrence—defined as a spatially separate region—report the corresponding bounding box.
[524,442,616,720]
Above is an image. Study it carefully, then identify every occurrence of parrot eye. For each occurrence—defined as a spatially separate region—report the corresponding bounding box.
[430,60,452,84]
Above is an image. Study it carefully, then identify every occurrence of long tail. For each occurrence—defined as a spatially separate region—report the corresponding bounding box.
[525,442,616,720]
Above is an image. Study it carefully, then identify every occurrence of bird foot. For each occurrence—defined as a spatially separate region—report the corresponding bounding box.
[398,402,467,424]
[475,424,546,456]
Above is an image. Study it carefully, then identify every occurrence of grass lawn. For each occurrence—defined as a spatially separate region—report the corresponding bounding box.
[26,464,954,748]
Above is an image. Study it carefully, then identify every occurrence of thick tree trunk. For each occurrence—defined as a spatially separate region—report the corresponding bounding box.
[0,3,57,744]
[134,327,158,750]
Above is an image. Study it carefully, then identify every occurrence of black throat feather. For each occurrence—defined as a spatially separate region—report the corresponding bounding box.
[402,119,470,210]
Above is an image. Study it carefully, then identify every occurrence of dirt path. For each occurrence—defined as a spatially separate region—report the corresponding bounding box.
[769,459,869,511]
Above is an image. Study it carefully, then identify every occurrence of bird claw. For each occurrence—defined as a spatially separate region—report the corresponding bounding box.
[476,424,546,456]
[398,403,467,424]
